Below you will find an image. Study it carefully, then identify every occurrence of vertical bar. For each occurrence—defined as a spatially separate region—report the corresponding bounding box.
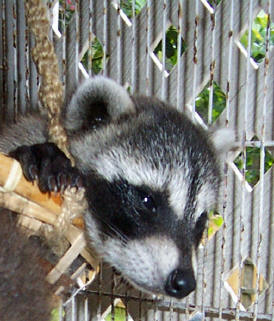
[225,0,234,126]
[218,2,235,319]
[88,0,93,76]
[84,296,89,321]
[16,0,26,115]
[161,0,167,100]
[116,0,122,84]
[59,299,64,321]
[125,288,129,321]
[131,0,136,92]
[192,2,201,311]
[27,22,38,111]
[191,0,199,122]
[97,261,103,321]
[102,0,108,76]
[4,0,15,122]
[111,269,115,321]
[75,1,79,83]
[145,0,152,96]
[169,299,174,321]
[201,244,207,321]
[208,9,216,125]
[236,1,254,320]
[71,295,76,321]
[61,0,66,86]
[253,3,271,320]
[176,0,183,111]
[264,5,274,305]
[65,1,79,95]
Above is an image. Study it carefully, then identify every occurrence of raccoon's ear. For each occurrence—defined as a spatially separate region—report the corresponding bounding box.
[209,128,235,154]
[64,76,135,133]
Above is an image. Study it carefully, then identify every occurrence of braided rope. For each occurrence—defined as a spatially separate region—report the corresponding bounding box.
[24,0,86,253]
[25,0,70,159]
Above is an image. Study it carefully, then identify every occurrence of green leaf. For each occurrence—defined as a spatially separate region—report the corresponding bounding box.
[105,307,126,321]
[120,0,147,18]
[254,13,268,28]
[208,226,214,237]
[51,308,64,321]
[212,215,224,227]
[252,29,264,42]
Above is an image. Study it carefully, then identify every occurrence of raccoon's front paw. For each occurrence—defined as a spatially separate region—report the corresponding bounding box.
[9,142,82,193]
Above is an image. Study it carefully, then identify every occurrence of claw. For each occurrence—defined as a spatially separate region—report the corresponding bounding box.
[47,176,57,192]
[28,164,38,181]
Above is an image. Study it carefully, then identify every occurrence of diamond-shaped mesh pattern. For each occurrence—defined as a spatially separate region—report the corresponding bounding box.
[225,258,269,310]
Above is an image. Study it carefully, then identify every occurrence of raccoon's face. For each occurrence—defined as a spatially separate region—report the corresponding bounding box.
[84,170,214,298]
[71,100,225,299]
[81,128,219,298]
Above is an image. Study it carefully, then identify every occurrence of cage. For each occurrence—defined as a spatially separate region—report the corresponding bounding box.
[0,1,273,321]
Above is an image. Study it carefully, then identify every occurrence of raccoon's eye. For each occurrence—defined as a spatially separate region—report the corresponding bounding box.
[142,195,157,213]
[138,191,157,213]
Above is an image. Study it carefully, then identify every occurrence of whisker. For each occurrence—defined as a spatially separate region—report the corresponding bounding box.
[93,214,129,244]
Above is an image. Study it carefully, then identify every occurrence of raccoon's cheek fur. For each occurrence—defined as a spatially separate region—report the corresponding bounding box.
[105,237,196,299]
[85,215,197,299]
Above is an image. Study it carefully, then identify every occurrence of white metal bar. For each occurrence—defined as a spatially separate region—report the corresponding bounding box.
[161,0,167,100]
[236,1,254,320]
[253,2,271,320]
[176,0,183,111]
[131,0,136,92]
[218,1,235,319]
[208,9,216,125]
[88,0,94,76]
[75,1,79,83]
[191,0,199,123]
[145,0,152,96]
[102,0,108,75]
[116,0,122,84]
[84,296,89,321]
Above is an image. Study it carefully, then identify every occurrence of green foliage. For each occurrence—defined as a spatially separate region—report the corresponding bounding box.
[154,25,187,72]
[120,0,147,18]
[206,0,222,8]
[240,10,274,63]
[105,307,127,321]
[81,38,104,75]
[234,138,274,187]
[195,82,226,123]
[51,307,64,321]
[207,210,224,239]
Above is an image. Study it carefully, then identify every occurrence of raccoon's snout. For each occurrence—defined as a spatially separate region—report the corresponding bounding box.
[165,268,196,298]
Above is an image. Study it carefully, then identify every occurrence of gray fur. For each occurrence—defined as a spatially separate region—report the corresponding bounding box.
[0,114,47,154]
[64,76,135,133]
[0,77,232,298]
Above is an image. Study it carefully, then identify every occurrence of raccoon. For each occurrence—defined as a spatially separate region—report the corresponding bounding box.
[0,76,232,299]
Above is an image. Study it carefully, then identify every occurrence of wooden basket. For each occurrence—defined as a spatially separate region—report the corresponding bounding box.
[0,152,99,291]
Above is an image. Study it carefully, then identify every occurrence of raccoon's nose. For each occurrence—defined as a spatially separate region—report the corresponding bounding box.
[165,268,196,298]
